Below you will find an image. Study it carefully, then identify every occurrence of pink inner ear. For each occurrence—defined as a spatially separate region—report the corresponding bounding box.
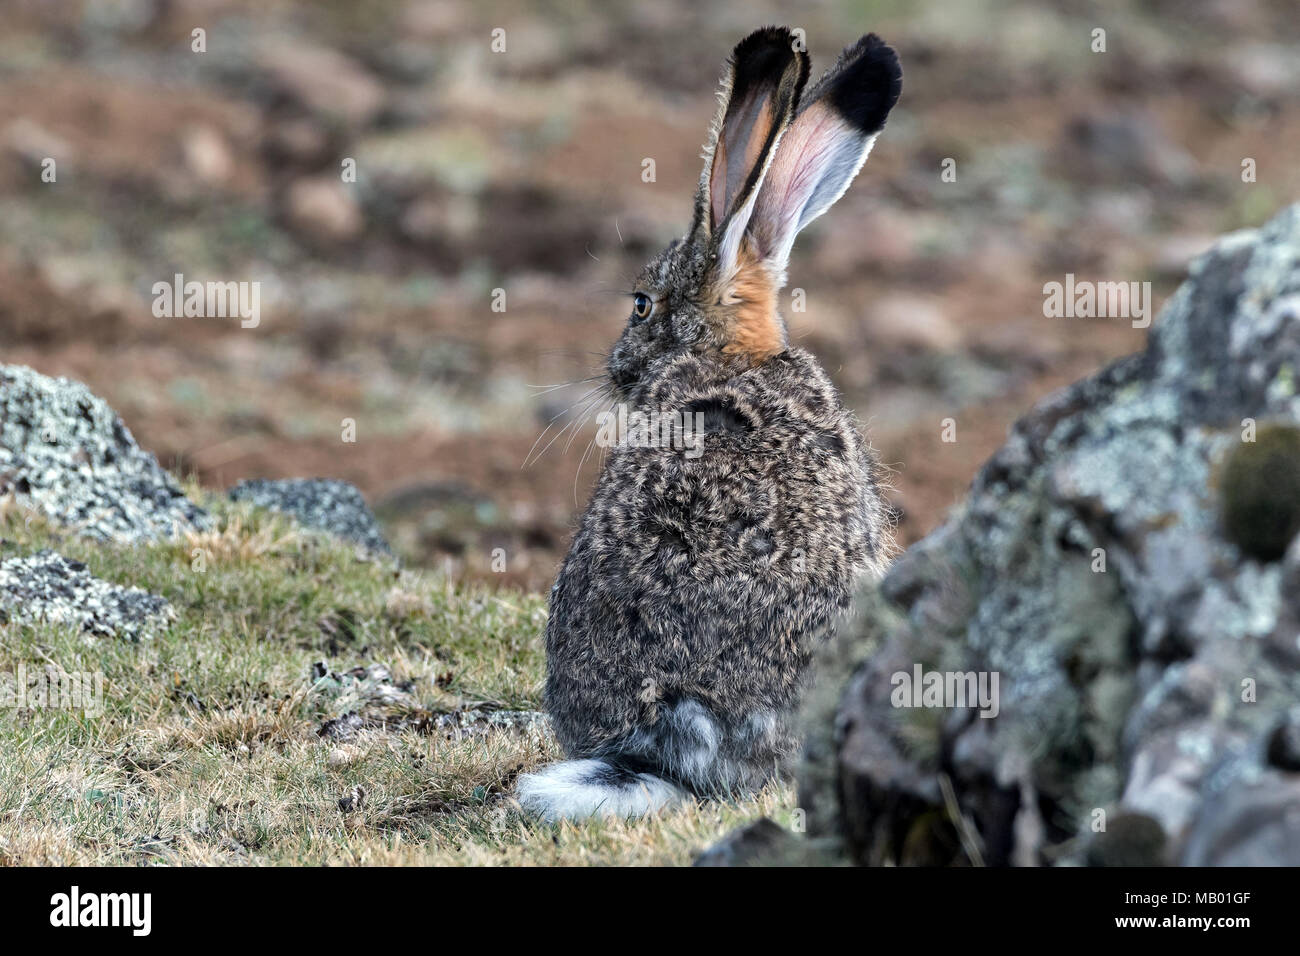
[748,101,852,261]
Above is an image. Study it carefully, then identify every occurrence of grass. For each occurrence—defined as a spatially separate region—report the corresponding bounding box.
[0,491,787,865]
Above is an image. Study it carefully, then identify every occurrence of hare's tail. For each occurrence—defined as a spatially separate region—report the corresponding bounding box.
[516,758,684,822]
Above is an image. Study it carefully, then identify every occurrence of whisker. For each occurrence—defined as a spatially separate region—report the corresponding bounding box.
[564,388,609,454]
[522,383,604,468]
[525,375,603,396]
[529,390,606,466]
[573,395,617,504]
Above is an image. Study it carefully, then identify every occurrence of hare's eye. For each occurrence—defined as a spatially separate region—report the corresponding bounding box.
[631,292,653,324]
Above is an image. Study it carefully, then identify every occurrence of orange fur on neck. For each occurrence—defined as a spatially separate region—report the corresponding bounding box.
[717,246,784,364]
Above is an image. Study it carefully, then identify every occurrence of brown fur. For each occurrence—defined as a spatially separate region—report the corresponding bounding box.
[715,245,785,363]
[519,28,902,820]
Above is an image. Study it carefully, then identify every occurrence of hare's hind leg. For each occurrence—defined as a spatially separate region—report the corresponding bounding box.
[625,700,791,796]
[516,758,684,822]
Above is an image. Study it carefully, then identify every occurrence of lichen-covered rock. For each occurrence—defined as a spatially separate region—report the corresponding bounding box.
[693,818,800,867]
[228,478,392,555]
[0,365,209,541]
[798,203,1300,866]
[0,550,172,640]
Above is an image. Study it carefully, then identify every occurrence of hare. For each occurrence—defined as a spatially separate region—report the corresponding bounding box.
[518,26,901,821]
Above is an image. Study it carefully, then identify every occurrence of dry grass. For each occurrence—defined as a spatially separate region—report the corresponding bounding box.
[0,495,785,865]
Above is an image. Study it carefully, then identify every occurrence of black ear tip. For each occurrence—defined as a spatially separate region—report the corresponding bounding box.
[734,25,798,57]
[828,33,902,133]
[730,26,810,100]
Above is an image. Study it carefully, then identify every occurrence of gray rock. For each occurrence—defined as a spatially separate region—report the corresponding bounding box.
[228,478,392,555]
[0,364,209,541]
[1181,766,1300,866]
[317,712,367,741]
[316,707,549,743]
[1084,812,1168,867]
[0,550,172,640]
[798,204,1300,866]
[428,708,550,740]
[694,818,796,867]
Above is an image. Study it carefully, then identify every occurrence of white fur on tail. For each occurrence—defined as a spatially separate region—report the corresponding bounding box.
[516,759,683,822]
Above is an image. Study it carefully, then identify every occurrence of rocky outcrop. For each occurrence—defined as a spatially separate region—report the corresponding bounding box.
[798,204,1300,866]
[229,478,392,555]
[0,550,172,640]
[0,366,392,555]
[0,364,209,541]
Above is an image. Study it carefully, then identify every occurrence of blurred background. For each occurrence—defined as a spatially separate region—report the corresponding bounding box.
[1,0,1297,590]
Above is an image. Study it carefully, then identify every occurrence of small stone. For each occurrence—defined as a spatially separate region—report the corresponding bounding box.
[338,786,365,813]
[180,124,233,185]
[0,550,172,640]
[285,177,364,243]
[1267,708,1300,772]
[318,712,366,741]
[694,818,793,867]
[1086,813,1168,867]
[229,478,391,555]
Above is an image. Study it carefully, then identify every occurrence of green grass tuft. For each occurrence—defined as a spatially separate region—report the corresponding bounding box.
[0,491,782,865]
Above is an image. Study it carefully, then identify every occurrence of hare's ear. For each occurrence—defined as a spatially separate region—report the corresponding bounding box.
[691,27,810,275]
[746,34,901,277]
